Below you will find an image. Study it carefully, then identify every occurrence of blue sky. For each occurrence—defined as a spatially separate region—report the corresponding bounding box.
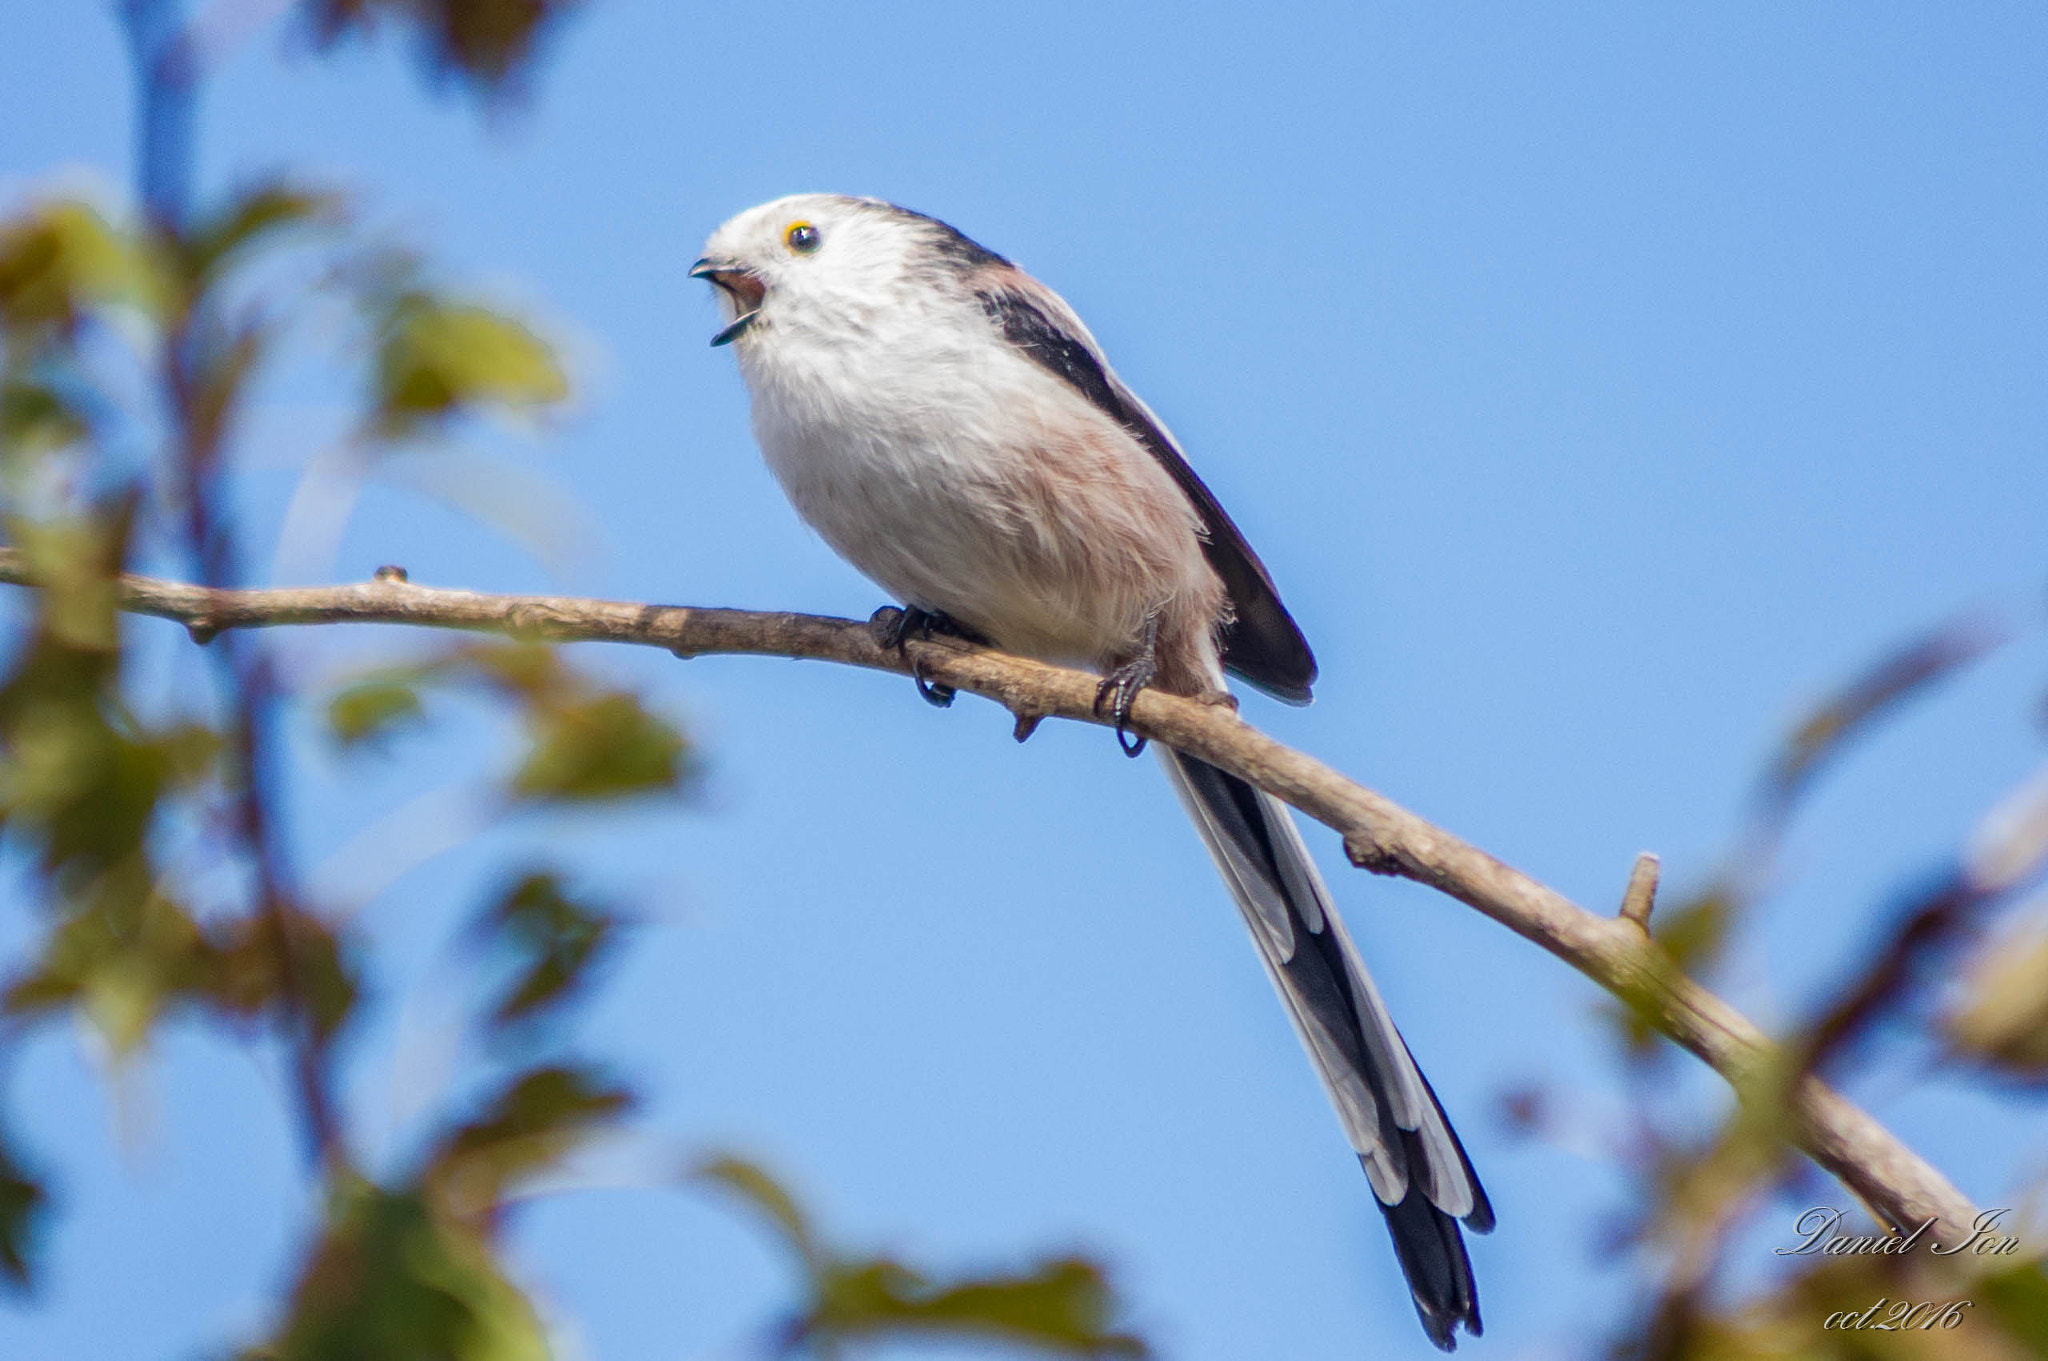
[4,3,2047,1359]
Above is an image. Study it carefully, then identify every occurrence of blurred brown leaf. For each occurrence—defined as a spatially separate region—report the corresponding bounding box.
[207,905,360,1042]
[307,0,586,95]
[1760,618,2005,820]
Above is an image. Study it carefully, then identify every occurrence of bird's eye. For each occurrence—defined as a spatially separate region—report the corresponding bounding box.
[785,221,821,254]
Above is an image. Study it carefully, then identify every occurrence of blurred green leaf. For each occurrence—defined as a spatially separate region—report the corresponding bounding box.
[428,1064,632,1221]
[2,869,212,1052]
[371,292,567,439]
[5,507,127,652]
[0,1120,48,1293]
[0,509,217,928]
[307,0,587,95]
[328,677,426,750]
[327,643,691,802]
[184,183,344,288]
[0,379,88,463]
[511,692,685,803]
[809,1255,1148,1359]
[454,640,554,697]
[702,1156,1149,1359]
[478,871,618,1027]
[263,1177,548,1361]
[1654,889,1732,976]
[0,201,144,340]
[696,1155,821,1267]
[1982,1261,2048,1349]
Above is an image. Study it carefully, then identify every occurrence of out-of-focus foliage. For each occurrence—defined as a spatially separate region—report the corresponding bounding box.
[0,1118,46,1293]
[0,202,148,491]
[1628,1252,2048,1361]
[1759,620,2007,820]
[0,508,234,1057]
[252,1177,550,1361]
[1606,617,2012,1057]
[0,201,150,339]
[0,8,1162,1357]
[474,870,621,1027]
[427,1063,633,1223]
[179,183,345,290]
[1507,615,2048,1359]
[306,0,587,95]
[328,641,693,801]
[369,289,568,439]
[327,674,425,748]
[700,1156,1151,1359]
[1949,904,2048,1082]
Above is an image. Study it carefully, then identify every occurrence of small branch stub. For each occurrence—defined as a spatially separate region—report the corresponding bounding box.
[1620,851,1662,931]
[1344,833,1403,876]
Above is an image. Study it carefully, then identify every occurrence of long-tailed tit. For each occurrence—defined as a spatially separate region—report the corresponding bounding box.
[694,194,1492,1350]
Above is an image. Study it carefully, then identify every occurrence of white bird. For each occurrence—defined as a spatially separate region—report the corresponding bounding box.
[694,194,1493,1350]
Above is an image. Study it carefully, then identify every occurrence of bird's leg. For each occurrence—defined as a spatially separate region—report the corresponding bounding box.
[1093,613,1161,758]
[868,605,987,709]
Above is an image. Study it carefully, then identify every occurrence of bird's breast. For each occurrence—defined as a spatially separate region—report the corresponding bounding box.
[734,320,1220,672]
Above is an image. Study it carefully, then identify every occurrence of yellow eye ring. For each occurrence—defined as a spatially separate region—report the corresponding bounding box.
[785,221,821,254]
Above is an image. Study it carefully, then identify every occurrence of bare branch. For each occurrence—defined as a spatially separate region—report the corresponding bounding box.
[0,550,1979,1242]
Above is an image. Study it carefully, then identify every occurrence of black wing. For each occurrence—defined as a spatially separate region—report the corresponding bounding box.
[977,283,1318,703]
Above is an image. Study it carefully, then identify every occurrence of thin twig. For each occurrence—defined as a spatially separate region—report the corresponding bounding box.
[0,553,1981,1243]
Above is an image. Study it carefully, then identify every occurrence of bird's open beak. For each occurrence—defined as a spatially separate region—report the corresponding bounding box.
[690,257,766,346]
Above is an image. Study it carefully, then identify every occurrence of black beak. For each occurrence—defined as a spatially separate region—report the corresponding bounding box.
[690,257,764,347]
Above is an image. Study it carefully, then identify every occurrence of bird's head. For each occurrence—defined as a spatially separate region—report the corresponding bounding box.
[692,194,1008,347]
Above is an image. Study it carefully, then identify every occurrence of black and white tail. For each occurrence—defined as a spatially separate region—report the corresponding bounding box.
[1160,749,1494,1351]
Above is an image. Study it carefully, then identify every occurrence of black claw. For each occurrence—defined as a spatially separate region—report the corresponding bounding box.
[1092,663,1154,759]
[914,666,956,708]
[873,604,982,710]
[1091,615,1160,758]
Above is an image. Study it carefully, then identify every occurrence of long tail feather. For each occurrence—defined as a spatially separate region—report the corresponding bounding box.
[1160,749,1493,1351]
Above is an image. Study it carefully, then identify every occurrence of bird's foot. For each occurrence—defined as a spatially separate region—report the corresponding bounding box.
[869,605,986,708]
[1093,616,1161,758]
